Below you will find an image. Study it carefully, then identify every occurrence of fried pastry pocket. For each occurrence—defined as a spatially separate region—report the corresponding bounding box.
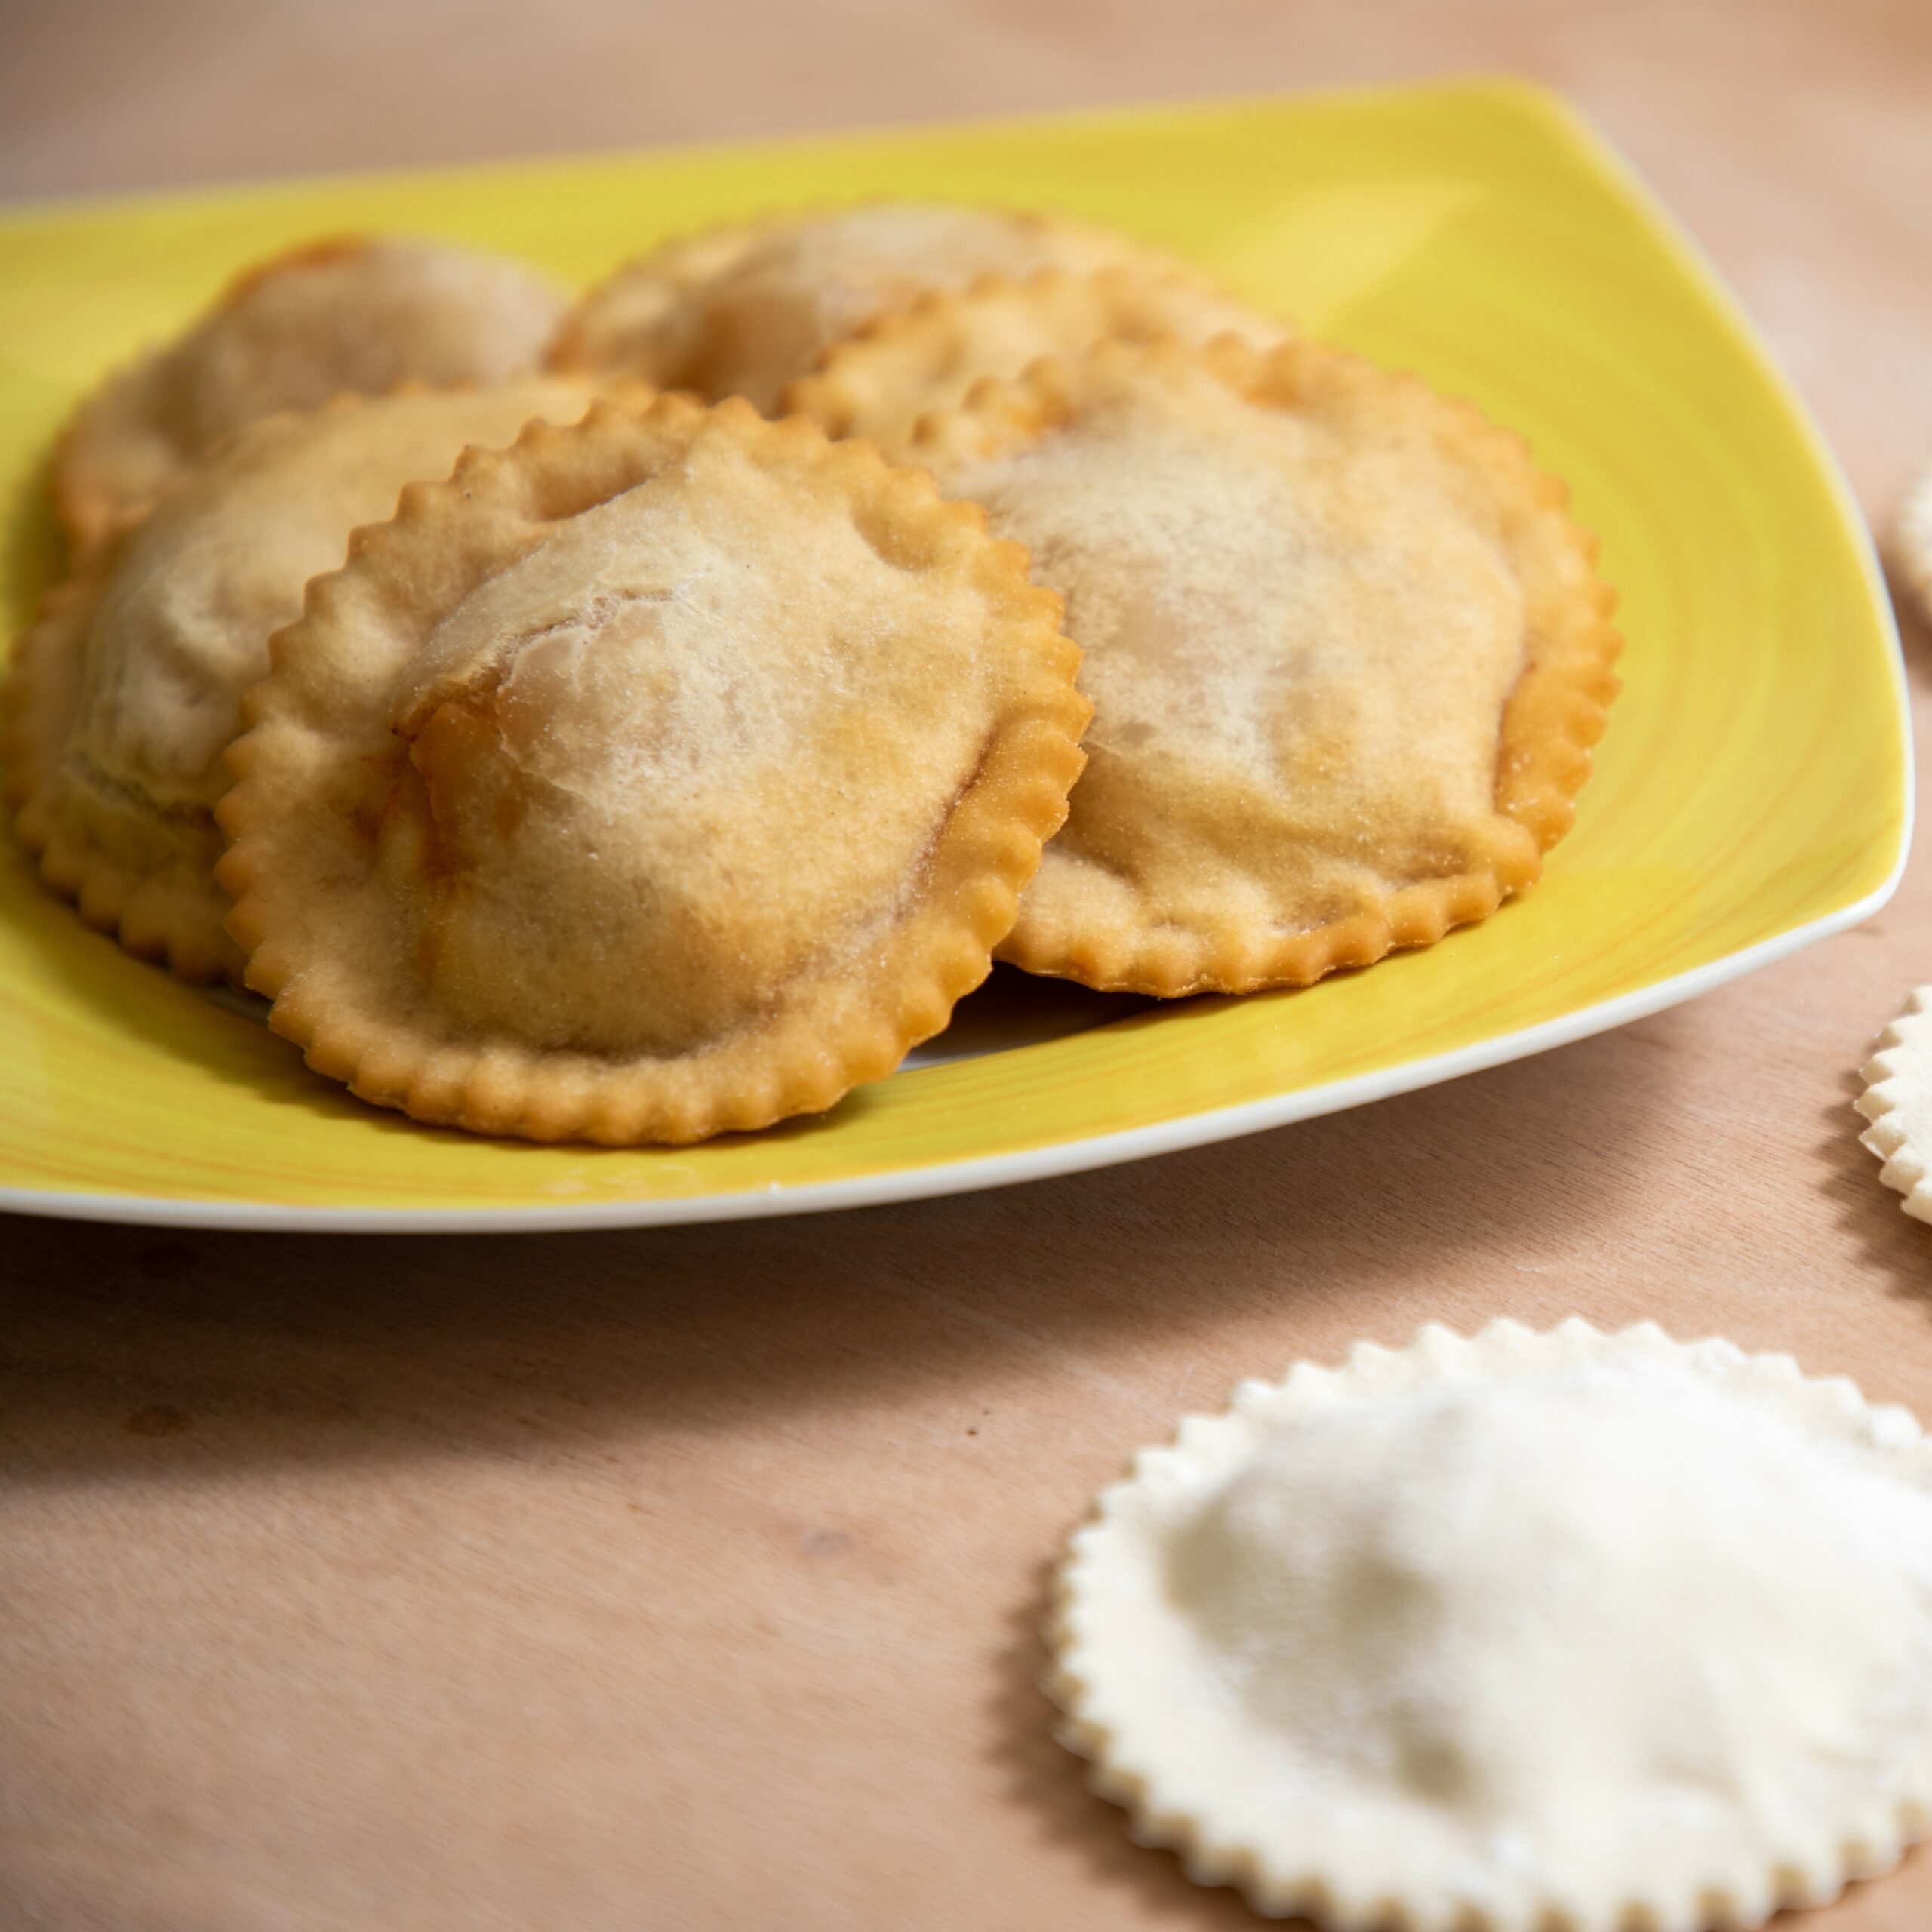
[912,336,1621,997]
[54,236,568,549]
[6,377,609,984]
[217,397,1091,1144]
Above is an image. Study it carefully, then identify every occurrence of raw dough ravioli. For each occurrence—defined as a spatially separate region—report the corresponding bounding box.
[1051,1318,1932,1930]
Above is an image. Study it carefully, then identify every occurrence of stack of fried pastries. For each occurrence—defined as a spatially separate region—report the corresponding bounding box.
[2,206,1619,1144]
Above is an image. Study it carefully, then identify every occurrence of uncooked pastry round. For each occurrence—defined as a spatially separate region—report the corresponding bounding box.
[1050,1318,1932,1930]
[1894,466,1932,628]
[1857,985,1932,1223]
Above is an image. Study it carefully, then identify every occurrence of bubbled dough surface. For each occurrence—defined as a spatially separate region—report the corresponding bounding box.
[386,432,1001,1055]
[943,358,1528,946]
[1075,1341,1932,1918]
[593,205,1146,411]
[82,242,567,517]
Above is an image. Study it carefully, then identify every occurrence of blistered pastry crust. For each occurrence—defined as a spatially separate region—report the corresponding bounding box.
[783,263,1289,459]
[546,208,801,382]
[1050,1317,1932,1931]
[217,396,1091,1145]
[914,336,1621,997]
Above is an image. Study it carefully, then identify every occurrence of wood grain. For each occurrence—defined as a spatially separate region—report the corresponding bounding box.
[5,3,1932,1927]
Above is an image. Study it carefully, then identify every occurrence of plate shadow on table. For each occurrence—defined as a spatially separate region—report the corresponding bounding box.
[0,1016,1687,1489]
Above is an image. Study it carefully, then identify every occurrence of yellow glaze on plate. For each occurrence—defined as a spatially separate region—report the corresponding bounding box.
[0,81,1909,1224]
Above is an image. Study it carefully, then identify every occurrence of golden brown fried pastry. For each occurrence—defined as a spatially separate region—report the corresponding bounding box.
[912,337,1620,997]
[216,397,1091,1144]
[54,236,568,548]
[786,263,1288,457]
[5,377,606,984]
[549,203,1183,414]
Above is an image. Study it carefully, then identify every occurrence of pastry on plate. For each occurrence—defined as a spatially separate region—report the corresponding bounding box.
[6,377,605,984]
[911,335,1620,996]
[217,396,1090,1144]
[53,236,568,549]
[1052,1318,1932,1930]
[786,263,1287,457]
[549,202,1186,414]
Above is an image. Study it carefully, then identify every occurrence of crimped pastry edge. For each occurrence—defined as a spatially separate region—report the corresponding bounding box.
[909,333,1621,998]
[1857,986,1932,1223]
[546,199,1191,399]
[781,259,1291,455]
[3,500,248,983]
[10,376,617,988]
[546,205,815,379]
[1890,465,1932,629]
[216,393,1092,1145]
[1047,1315,1932,1932]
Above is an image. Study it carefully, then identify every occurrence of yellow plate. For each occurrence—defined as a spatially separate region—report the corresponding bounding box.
[0,79,1909,1229]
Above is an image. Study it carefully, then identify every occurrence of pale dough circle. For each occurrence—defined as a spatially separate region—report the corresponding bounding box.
[1857,986,1932,1222]
[1051,1318,1932,1931]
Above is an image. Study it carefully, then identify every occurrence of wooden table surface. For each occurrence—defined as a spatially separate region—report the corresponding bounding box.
[5,4,1932,1927]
